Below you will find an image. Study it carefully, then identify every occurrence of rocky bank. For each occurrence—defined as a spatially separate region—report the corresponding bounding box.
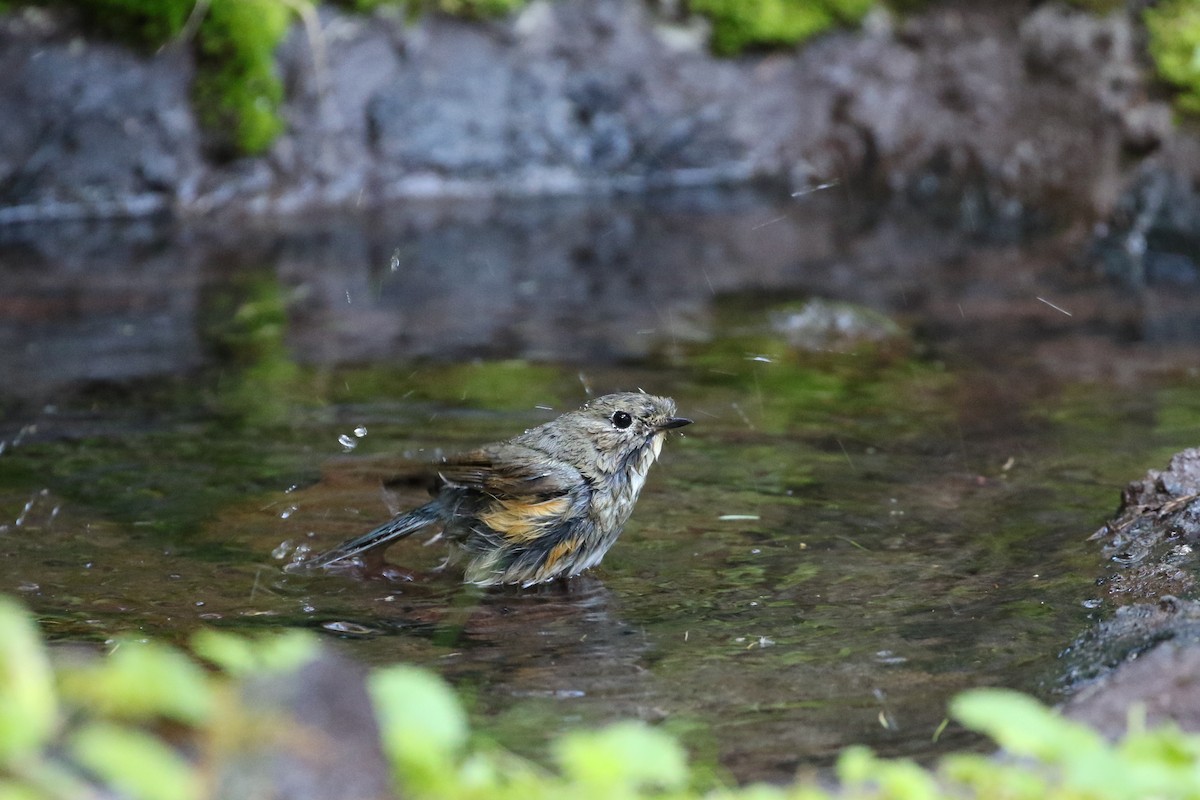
[1,0,1197,232]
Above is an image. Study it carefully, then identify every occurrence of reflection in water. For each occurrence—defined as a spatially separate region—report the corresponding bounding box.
[3,188,1197,408]
[2,188,1200,781]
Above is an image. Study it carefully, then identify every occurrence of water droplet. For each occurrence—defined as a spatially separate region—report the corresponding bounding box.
[338,434,357,451]
[272,540,293,559]
[1081,598,1102,609]
[875,650,908,665]
[279,505,297,520]
[353,426,368,438]
[389,248,401,271]
[17,582,39,592]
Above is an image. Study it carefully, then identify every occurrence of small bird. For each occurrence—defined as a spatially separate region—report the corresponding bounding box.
[297,392,691,586]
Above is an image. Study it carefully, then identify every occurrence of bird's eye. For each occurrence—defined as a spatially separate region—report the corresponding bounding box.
[611,410,633,429]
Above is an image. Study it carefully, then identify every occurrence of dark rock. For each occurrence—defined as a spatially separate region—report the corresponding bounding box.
[0,7,202,223]
[1063,642,1200,738]
[1090,447,1200,603]
[216,652,397,800]
[1062,597,1200,686]
[1063,450,1200,731]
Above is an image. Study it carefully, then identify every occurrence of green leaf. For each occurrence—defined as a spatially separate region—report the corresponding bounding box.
[57,640,212,725]
[950,688,1103,762]
[191,628,318,676]
[0,779,49,800]
[554,721,688,792]
[369,665,467,786]
[70,723,200,800]
[0,598,58,762]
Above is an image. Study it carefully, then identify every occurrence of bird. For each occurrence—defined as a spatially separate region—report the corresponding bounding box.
[294,392,691,586]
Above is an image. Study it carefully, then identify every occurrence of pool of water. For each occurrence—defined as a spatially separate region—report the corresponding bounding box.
[1,188,1198,782]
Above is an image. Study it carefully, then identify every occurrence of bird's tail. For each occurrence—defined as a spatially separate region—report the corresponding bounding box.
[291,501,442,571]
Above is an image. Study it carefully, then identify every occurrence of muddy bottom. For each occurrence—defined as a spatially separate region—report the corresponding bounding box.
[1,189,1198,782]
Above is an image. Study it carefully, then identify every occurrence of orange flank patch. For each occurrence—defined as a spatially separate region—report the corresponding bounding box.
[539,537,580,575]
[480,496,570,542]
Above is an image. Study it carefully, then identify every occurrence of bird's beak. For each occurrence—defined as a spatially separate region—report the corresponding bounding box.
[657,417,693,430]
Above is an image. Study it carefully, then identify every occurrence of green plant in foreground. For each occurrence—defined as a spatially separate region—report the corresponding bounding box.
[3,593,1200,799]
[1145,0,1200,116]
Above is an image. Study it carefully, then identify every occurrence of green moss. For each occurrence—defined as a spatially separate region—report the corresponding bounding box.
[337,0,527,17]
[1145,0,1200,116]
[65,0,194,44]
[1061,0,1125,13]
[691,0,876,55]
[193,0,291,155]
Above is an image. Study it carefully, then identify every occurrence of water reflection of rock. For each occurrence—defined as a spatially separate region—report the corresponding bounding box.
[275,193,827,364]
[0,220,204,401]
[3,189,1200,411]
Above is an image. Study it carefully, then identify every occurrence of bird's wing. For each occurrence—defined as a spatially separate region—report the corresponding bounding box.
[436,443,583,501]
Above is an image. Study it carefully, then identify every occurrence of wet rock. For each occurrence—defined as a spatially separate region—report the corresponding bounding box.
[1090,447,1200,603]
[1062,596,1200,686]
[1063,450,1200,729]
[1062,641,1200,738]
[217,651,397,800]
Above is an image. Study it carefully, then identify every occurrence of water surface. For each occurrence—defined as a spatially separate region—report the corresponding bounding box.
[1,189,1198,781]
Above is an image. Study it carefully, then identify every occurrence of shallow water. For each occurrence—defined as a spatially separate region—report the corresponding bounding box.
[2,189,1199,781]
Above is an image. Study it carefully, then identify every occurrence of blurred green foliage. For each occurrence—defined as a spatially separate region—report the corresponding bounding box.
[689,0,875,55]
[4,594,1200,799]
[193,0,291,155]
[1145,0,1200,116]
